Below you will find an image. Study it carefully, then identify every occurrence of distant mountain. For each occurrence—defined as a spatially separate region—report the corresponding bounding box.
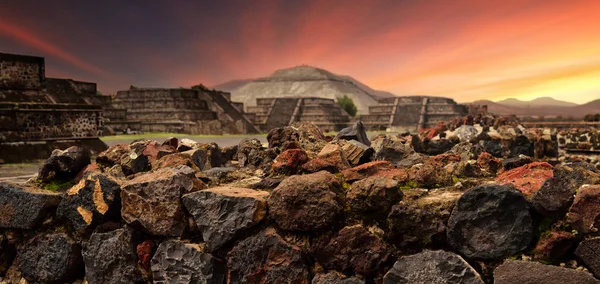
[496,97,578,107]
[471,98,600,118]
[212,69,395,99]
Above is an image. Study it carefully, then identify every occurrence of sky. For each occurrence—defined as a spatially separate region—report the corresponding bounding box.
[1,0,600,104]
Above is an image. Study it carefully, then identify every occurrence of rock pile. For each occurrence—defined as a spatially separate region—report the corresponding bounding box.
[1,121,599,284]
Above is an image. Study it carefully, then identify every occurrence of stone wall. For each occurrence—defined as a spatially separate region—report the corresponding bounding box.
[362,96,470,133]
[0,53,44,90]
[104,87,259,135]
[246,97,353,132]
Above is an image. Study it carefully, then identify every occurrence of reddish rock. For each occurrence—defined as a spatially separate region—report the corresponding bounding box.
[74,162,99,182]
[272,149,309,175]
[151,153,201,172]
[495,162,554,196]
[411,162,451,189]
[341,161,394,183]
[268,171,344,231]
[347,176,402,215]
[533,231,576,261]
[567,185,600,234]
[428,153,461,165]
[311,225,391,276]
[302,144,350,173]
[477,152,502,175]
[143,141,176,164]
[373,168,411,184]
[136,240,154,271]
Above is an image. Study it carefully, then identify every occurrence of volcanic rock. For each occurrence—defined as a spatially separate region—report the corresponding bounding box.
[454,125,479,142]
[142,141,176,164]
[121,166,201,236]
[301,143,350,173]
[494,259,600,284]
[387,188,461,252]
[267,121,327,153]
[495,162,554,197]
[534,231,576,261]
[311,224,391,276]
[182,187,269,251]
[272,148,309,175]
[371,136,414,167]
[268,171,344,231]
[446,184,533,260]
[227,228,310,284]
[531,163,600,216]
[347,176,401,215]
[179,148,208,170]
[83,227,145,284]
[17,233,84,284]
[575,237,600,278]
[37,146,91,183]
[340,140,374,166]
[151,153,201,172]
[151,240,225,284]
[57,172,121,231]
[96,143,149,175]
[476,152,502,175]
[480,139,505,158]
[0,182,61,229]
[450,142,483,161]
[341,161,394,183]
[501,155,534,171]
[510,135,534,157]
[567,185,600,234]
[334,121,371,146]
[312,272,364,284]
[425,139,455,155]
[383,250,484,284]
[236,138,277,171]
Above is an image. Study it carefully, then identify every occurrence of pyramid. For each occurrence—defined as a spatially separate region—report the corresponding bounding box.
[230,66,381,115]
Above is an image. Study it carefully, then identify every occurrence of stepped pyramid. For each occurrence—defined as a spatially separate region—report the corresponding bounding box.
[230,66,380,115]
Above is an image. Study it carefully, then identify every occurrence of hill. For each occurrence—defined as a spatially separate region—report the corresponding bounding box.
[471,98,600,118]
[220,66,392,115]
[496,97,578,107]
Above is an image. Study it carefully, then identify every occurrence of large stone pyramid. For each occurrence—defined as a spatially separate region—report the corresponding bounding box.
[230,66,382,115]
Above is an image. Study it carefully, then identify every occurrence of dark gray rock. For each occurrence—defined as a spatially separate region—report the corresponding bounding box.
[371,137,414,166]
[576,237,600,279]
[510,135,534,158]
[0,182,61,229]
[227,228,310,284]
[531,163,600,216]
[446,184,533,260]
[425,139,455,155]
[0,233,15,276]
[236,138,276,170]
[450,142,483,161]
[151,240,225,284]
[312,272,364,284]
[96,143,149,175]
[82,227,145,284]
[204,167,237,180]
[179,148,208,171]
[383,250,484,284]
[17,233,84,284]
[38,146,91,182]
[502,155,533,171]
[396,152,427,168]
[182,187,269,251]
[121,167,200,236]
[334,121,371,146]
[268,171,345,231]
[56,172,121,232]
[480,139,504,158]
[347,176,401,215]
[494,259,600,284]
[311,225,391,276]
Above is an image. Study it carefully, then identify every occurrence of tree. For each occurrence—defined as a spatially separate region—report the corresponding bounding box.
[337,95,357,117]
[191,83,214,92]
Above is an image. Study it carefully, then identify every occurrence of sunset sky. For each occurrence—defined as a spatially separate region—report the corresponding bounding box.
[1,0,600,104]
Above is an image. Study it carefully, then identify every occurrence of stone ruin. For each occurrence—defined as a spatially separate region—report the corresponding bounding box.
[0,52,107,163]
[361,96,485,133]
[245,97,353,132]
[102,87,260,135]
[2,121,600,283]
